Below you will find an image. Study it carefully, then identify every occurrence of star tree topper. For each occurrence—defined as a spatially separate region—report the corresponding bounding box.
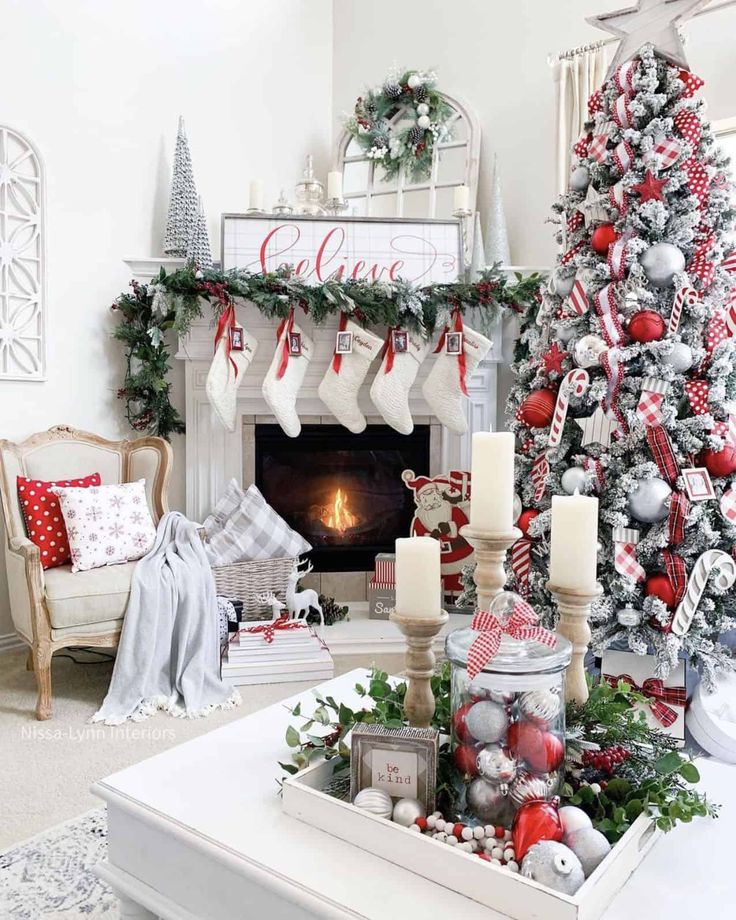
[587,0,711,80]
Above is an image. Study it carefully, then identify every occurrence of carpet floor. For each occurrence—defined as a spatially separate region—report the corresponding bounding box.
[0,645,404,851]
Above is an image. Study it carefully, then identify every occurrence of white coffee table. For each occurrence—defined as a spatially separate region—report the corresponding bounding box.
[92,668,734,920]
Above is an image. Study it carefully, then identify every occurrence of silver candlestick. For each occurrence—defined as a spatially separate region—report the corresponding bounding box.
[324,197,349,217]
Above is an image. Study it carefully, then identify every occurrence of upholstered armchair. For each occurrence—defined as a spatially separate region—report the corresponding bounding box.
[0,425,172,719]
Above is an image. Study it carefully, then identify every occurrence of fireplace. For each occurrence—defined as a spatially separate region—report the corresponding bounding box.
[254,424,431,571]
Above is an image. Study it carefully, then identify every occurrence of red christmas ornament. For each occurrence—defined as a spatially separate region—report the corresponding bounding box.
[453,743,480,778]
[507,722,564,773]
[591,223,618,255]
[518,389,556,428]
[452,702,475,744]
[629,310,666,343]
[632,169,669,203]
[512,799,563,862]
[645,573,677,608]
[517,509,540,538]
[702,445,736,477]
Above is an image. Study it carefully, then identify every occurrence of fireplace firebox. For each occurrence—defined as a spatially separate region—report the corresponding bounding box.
[255,424,431,571]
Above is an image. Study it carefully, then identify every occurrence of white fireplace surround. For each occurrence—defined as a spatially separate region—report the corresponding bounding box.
[126,259,499,523]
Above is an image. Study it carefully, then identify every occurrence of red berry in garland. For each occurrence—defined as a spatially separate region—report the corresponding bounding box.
[591,223,618,255]
[702,444,736,477]
[628,310,666,343]
[518,389,556,428]
[645,572,677,608]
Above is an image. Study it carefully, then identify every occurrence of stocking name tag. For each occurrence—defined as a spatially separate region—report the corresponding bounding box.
[445,331,463,355]
[229,325,244,351]
[288,332,302,356]
[392,330,408,353]
[335,330,353,354]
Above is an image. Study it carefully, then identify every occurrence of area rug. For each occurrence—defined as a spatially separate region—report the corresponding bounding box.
[0,807,117,918]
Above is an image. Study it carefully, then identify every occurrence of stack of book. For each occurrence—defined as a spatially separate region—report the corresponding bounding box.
[221,618,334,686]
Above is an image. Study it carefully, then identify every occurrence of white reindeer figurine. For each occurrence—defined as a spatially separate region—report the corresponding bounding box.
[286,559,324,632]
[254,590,287,620]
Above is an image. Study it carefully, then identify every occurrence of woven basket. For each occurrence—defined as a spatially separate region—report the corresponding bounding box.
[211,556,296,621]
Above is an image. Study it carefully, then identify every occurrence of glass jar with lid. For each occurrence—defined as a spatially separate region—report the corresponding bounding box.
[445,591,572,827]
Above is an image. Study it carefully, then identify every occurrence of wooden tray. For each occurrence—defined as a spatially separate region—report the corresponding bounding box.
[283,759,660,920]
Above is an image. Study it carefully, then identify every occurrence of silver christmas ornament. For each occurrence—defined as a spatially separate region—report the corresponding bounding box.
[465,700,509,744]
[617,607,642,627]
[508,770,558,808]
[477,744,518,785]
[569,166,590,193]
[574,334,607,368]
[467,777,514,824]
[392,797,426,827]
[519,689,562,727]
[556,324,577,345]
[353,787,393,819]
[662,341,693,373]
[522,841,585,895]
[561,466,587,495]
[627,477,672,524]
[559,805,592,838]
[640,242,685,289]
[514,493,522,523]
[565,827,612,877]
[550,271,575,299]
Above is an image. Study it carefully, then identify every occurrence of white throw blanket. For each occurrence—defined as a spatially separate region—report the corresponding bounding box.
[92,512,240,725]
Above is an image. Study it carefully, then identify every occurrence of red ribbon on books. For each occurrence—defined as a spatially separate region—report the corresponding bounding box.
[603,673,685,728]
[434,308,467,395]
[276,308,296,380]
[214,303,239,376]
[244,616,305,644]
[332,311,349,374]
[467,601,556,680]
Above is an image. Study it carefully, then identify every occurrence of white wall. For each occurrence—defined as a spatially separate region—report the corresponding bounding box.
[0,0,333,641]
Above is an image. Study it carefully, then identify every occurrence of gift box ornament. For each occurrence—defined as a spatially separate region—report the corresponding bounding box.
[445,592,572,825]
[368,552,396,620]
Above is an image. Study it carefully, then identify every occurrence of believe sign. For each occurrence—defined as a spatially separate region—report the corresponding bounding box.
[221,213,463,286]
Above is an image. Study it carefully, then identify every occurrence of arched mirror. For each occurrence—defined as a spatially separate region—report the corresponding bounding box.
[335,93,481,221]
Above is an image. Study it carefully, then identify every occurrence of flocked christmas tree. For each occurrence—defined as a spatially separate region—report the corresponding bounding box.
[164,116,200,257]
[505,14,736,685]
[186,196,213,269]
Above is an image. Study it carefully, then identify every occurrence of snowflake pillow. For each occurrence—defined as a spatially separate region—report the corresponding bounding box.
[51,480,157,573]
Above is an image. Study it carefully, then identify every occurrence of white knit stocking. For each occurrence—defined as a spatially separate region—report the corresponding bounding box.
[261,320,313,438]
[205,328,258,432]
[422,325,492,434]
[369,330,429,435]
[318,320,383,433]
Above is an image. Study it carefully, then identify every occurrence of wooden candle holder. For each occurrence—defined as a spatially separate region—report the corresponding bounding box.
[389,610,449,728]
[547,581,603,704]
[460,525,522,612]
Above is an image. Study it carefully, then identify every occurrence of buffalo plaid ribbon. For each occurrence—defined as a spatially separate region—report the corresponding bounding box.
[720,485,736,523]
[244,616,306,644]
[613,527,646,583]
[467,601,556,680]
[668,491,690,546]
[603,673,685,728]
[654,137,681,170]
[663,549,688,606]
[646,425,679,486]
[589,133,610,164]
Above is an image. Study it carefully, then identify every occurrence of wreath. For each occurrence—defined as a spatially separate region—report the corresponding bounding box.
[345,68,453,182]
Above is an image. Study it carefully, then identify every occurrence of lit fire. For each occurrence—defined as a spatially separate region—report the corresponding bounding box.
[322,488,358,533]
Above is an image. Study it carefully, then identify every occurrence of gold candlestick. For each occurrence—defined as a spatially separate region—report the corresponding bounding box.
[389,610,449,728]
[547,581,603,704]
[460,525,522,611]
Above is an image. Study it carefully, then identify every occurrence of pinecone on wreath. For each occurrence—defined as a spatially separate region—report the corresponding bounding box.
[408,125,423,147]
[383,82,402,100]
[413,84,428,103]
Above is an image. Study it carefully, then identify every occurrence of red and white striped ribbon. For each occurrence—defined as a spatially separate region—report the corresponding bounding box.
[615,60,639,95]
[725,295,736,337]
[566,279,590,315]
[613,140,634,174]
[722,250,736,274]
[613,94,633,129]
[594,284,625,347]
[608,234,629,282]
[669,286,699,334]
[548,369,590,447]
[613,527,646,583]
[583,456,606,492]
[609,181,629,216]
[511,537,533,598]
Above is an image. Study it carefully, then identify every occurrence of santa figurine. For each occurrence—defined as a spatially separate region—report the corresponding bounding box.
[401,469,473,599]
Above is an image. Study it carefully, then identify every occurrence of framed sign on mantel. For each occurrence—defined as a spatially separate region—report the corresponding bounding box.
[221,213,463,286]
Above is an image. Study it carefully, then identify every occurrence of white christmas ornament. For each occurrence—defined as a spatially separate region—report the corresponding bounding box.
[640,242,686,288]
[353,787,393,819]
[421,325,492,434]
[627,477,672,523]
[392,797,426,827]
[261,320,313,438]
[556,324,577,345]
[407,73,422,89]
[574,334,607,368]
[318,320,383,433]
[561,466,587,494]
[569,166,590,193]
[206,325,258,432]
[417,115,431,129]
[370,331,428,434]
[558,805,592,837]
[565,827,611,877]
[662,341,693,373]
[513,493,522,522]
[617,606,642,626]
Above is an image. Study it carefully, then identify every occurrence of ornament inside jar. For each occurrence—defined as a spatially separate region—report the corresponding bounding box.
[446,592,572,827]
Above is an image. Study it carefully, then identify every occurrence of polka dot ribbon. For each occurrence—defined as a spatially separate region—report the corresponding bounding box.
[467,602,556,680]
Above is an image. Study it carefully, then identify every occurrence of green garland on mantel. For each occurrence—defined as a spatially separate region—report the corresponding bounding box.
[111,263,543,439]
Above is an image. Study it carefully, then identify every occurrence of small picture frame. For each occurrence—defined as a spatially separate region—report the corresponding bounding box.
[350,723,438,813]
[229,325,244,351]
[336,330,354,355]
[445,331,463,355]
[682,467,715,502]
[392,330,408,353]
[288,332,302,356]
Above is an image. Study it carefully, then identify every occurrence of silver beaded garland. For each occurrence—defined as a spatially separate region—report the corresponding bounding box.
[518,689,562,727]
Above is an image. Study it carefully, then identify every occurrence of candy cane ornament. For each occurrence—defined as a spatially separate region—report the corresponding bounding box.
[669,286,699,334]
[671,549,736,636]
[548,369,590,448]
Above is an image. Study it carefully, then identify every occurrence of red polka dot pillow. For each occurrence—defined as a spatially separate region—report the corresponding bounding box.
[50,479,156,573]
[17,473,101,570]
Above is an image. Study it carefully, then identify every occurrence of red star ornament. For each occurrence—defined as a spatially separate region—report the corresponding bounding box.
[541,342,568,377]
[632,169,668,202]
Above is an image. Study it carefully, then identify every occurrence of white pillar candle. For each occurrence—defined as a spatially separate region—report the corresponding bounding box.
[469,431,515,532]
[249,180,264,211]
[453,184,470,212]
[549,492,599,591]
[327,170,343,200]
[395,536,441,618]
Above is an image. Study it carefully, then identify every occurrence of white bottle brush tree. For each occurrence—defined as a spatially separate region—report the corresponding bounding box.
[505,44,736,687]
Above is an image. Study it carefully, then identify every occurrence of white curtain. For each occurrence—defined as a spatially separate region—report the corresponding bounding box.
[554,46,607,195]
